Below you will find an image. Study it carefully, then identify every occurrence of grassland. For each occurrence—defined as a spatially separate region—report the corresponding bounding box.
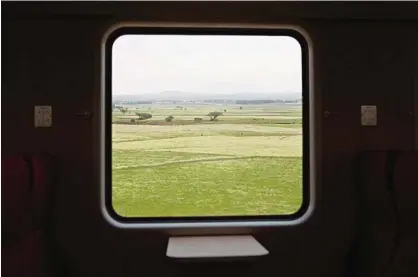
[112,103,303,217]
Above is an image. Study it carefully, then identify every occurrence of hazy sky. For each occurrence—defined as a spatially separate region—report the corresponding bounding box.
[112,35,302,95]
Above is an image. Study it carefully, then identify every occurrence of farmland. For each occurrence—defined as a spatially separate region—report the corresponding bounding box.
[112,103,303,217]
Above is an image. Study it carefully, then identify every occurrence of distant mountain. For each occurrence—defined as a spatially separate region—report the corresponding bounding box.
[113,91,301,101]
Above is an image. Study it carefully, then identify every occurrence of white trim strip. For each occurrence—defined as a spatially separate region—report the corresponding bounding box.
[167,235,269,259]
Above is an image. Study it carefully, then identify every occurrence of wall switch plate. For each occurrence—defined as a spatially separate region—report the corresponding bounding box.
[34,106,52,127]
[361,105,377,126]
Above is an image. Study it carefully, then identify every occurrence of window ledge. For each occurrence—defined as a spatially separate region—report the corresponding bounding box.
[166,235,269,259]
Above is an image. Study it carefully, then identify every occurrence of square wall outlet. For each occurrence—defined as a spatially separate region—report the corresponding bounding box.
[361,105,377,126]
[34,106,52,127]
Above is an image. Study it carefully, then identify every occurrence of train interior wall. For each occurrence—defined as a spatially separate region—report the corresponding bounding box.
[2,2,418,277]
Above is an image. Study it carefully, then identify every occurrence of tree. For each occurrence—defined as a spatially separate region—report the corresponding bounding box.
[119,107,128,114]
[165,115,174,122]
[135,112,152,120]
[240,106,243,110]
[207,111,223,121]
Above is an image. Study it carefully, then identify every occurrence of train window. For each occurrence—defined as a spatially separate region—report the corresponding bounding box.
[103,25,311,227]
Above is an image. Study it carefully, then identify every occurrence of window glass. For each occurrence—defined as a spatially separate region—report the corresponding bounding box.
[108,30,308,221]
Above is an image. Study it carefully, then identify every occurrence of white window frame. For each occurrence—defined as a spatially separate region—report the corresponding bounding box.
[99,22,316,231]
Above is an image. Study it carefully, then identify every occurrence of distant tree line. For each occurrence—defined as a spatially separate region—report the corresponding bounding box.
[236,100,276,104]
[236,99,301,104]
[112,99,301,105]
[113,101,153,105]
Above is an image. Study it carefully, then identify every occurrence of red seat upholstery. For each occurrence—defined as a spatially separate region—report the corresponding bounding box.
[393,151,418,231]
[3,231,53,277]
[352,150,418,277]
[2,156,32,239]
[30,154,55,229]
[390,151,418,277]
[2,154,58,277]
[352,151,400,277]
[355,151,397,226]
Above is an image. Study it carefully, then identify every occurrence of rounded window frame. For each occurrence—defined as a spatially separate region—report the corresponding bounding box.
[100,22,315,230]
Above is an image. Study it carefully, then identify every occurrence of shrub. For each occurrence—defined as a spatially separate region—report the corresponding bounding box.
[207,111,223,121]
[135,113,152,120]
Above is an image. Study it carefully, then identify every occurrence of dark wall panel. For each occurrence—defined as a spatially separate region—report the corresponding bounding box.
[2,2,417,277]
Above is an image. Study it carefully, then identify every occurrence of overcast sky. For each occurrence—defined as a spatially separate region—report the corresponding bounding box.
[112,35,302,95]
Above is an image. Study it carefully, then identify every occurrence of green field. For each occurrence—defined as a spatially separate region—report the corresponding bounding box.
[112,103,303,217]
